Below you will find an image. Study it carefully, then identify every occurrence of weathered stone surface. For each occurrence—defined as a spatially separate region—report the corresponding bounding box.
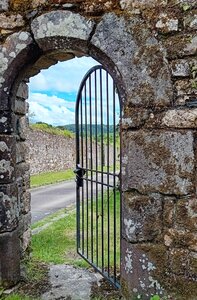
[82,0,118,14]
[164,228,197,251]
[41,264,102,300]
[15,162,30,179]
[170,59,190,77]
[21,228,31,252]
[16,141,27,163]
[121,240,167,300]
[163,197,175,228]
[0,31,34,110]
[161,109,197,128]
[18,212,31,234]
[175,197,197,232]
[14,98,27,115]
[31,10,95,50]
[0,0,9,11]
[120,0,167,9]
[21,191,31,214]
[16,81,28,99]
[91,13,173,107]
[175,79,197,105]
[31,55,57,71]
[0,112,13,134]
[122,130,194,195]
[46,51,74,62]
[122,108,150,129]
[155,13,179,33]
[0,183,18,232]
[184,12,197,30]
[164,34,197,58]
[0,135,15,183]
[0,229,20,287]
[18,116,27,141]
[0,13,24,29]
[122,192,163,242]
[169,249,190,276]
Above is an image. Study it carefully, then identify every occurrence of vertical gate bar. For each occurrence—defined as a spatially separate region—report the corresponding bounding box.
[89,74,94,263]
[76,97,81,252]
[84,82,89,259]
[106,71,110,276]
[113,81,117,282]
[100,68,104,271]
[81,91,84,254]
[95,70,99,266]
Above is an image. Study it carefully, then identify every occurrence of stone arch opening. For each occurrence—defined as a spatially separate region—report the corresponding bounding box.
[0,7,196,300]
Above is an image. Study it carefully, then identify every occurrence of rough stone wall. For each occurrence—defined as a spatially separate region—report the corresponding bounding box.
[26,128,115,175]
[27,128,75,175]
[0,1,196,299]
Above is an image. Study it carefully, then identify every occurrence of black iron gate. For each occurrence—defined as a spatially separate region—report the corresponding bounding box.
[75,65,121,288]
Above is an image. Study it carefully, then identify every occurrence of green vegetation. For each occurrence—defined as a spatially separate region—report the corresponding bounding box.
[31,191,120,269]
[182,3,190,11]
[30,169,74,188]
[30,122,74,138]
[61,124,120,145]
[150,296,160,300]
[31,206,87,267]
[58,124,115,135]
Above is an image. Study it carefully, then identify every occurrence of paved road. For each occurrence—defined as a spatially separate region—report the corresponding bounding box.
[31,180,76,224]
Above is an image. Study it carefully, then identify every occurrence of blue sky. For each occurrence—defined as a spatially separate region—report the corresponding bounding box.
[28,57,98,125]
[28,56,120,126]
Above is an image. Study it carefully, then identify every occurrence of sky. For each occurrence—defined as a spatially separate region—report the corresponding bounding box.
[28,57,98,126]
[28,56,120,126]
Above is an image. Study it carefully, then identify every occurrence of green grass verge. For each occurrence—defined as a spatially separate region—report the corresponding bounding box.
[32,207,88,267]
[30,169,74,188]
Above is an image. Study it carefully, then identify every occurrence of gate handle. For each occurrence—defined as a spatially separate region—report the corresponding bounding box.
[74,164,86,187]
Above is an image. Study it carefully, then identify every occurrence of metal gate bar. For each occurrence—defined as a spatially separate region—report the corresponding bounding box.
[75,65,121,288]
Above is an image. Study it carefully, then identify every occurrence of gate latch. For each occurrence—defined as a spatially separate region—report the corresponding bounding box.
[74,164,86,187]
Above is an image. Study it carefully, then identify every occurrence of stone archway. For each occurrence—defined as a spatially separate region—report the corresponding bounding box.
[0,5,196,300]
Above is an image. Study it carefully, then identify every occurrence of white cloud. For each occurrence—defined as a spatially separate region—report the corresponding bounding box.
[29,57,98,94]
[29,93,75,125]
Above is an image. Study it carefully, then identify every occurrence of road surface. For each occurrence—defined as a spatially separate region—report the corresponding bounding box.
[31,180,76,224]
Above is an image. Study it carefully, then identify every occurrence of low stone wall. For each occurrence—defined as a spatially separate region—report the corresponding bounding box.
[26,128,75,175]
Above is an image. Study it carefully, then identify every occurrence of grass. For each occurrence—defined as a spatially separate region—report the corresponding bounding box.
[30,123,74,138]
[30,169,74,188]
[31,206,88,267]
[31,191,120,270]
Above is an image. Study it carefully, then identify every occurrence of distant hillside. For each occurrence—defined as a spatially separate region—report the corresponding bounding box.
[30,123,74,138]
[57,124,116,135]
